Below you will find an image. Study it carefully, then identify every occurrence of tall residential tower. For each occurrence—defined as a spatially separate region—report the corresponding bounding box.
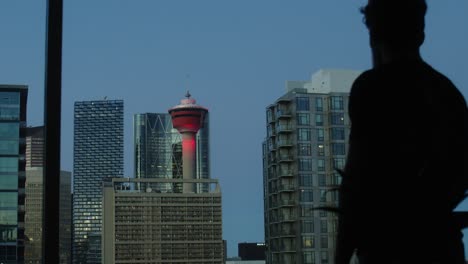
[263,70,360,264]
[73,100,123,264]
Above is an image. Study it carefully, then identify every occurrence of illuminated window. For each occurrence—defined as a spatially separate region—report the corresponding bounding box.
[302,235,315,248]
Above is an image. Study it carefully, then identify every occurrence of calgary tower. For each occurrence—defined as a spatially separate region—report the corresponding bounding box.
[168,92,208,193]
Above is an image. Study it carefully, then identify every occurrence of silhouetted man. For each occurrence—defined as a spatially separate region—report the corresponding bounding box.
[337,0,468,263]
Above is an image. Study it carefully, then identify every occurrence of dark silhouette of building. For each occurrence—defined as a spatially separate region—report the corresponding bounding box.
[238,243,266,261]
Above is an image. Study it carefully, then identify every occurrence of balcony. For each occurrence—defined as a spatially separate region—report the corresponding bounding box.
[278,214,296,222]
[276,124,292,133]
[276,97,292,104]
[277,140,293,148]
[278,154,294,163]
[276,110,292,119]
[268,143,277,151]
[278,185,295,193]
[278,170,294,178]
[279,229,296,237]
[278,200,295,207]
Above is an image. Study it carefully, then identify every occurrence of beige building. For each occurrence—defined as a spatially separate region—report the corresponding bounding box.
[102,178,223,264]
[24,168,72,264]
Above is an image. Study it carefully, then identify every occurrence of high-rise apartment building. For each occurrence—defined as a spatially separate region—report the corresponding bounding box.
[23,126,72,264]
[134,112,209,191]
[73,100,124,264]
[0,85,27,263]
[262,70,360,264]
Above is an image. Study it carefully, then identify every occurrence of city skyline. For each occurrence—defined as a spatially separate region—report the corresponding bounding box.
[1,0,468,257]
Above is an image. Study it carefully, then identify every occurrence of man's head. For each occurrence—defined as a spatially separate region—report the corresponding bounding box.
[361,0,427,52]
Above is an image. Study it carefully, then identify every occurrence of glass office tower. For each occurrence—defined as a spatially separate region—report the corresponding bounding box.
[263,70,360,264]
[73,100,123,264]
[133,113,209,192]
[0,85,27,264]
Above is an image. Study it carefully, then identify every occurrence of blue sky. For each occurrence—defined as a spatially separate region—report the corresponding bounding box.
[1,0,467,257]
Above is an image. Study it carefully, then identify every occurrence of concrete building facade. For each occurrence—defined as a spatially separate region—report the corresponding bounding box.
[262,70,360,264]
[102,178,223,263]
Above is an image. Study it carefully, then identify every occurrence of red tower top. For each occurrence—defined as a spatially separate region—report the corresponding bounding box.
[168,91,208,133]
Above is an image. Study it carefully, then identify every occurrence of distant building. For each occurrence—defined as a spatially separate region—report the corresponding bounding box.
[24,168,72,264]
[23,125,71,263]
[263,70,360,264]
[133,112,209,192]
[72,100,124,264]
[0,85,27,263]
[103,94,223,263]
[102,178,223,263]
[239,242,266,260]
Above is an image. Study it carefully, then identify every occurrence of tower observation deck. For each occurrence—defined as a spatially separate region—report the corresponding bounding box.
[168,92,208,193]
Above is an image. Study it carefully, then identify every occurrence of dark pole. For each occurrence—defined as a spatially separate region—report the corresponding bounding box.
[43,0,63,263]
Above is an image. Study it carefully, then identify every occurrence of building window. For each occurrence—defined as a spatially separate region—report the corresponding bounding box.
[321,251,329,264]
[298,128,311,141]
[331,143,346,156]
[330,113,345,125]
[320,210,328,217]
[331,127,345,140]
[296,97,310,111]
[297,113,310,125]
[334,173,342,185]
[317,144,325,156]
[300,189,313,203]
[320,220,328,233]
[333,158,345,170]
[301,205,314,217]
[298,143,312,156]
[303,252,315,264]
[315,97,323,112]
[321,236,328,248]
[299,159,312,171]
[315,114,323,126]
[330,96,344,110]
[317,128,324,141]
[320,190,327,202]
[299,174,313,187]
[302,221,314,233]
[302,235,315,248]
[318,174,326,187]
[266,109,273,123]
[317,159,325,171]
